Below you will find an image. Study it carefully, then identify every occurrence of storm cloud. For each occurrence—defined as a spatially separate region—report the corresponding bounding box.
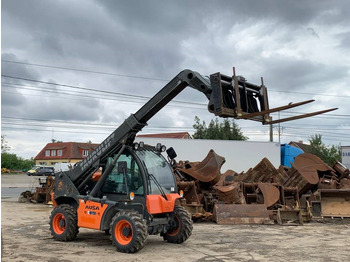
[1,0,349,158]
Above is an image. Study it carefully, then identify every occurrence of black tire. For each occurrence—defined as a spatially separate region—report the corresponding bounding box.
[162,206,193,244]
[110,210,148,253]
[49,204,79,241]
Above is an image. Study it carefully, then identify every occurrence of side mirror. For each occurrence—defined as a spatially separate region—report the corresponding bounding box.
[166,147,177,160]
[117,161,127,173]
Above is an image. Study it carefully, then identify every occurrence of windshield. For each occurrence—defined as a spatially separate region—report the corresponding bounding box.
[135,148,176,195]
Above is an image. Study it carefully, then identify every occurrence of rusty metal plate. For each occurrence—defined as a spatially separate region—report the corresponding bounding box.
[213,203,273,224]
[241,158,286,184]
[293,153,333,184]
[276,209,303,225]
[214,183,241,204]
[216,169,237,186]
[319,189,350,218]
[333,161,350,180]
[339,178,350,189]
[178,149,225,184]
[318,177,338,189]
[258,183,280,208]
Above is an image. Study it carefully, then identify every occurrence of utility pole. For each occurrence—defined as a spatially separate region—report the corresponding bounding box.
[52,128,55,143]
[269,117,273,142]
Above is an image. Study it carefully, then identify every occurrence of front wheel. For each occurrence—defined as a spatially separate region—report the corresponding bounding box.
[49,204,79,241]
[110,210,148,253]
[162,206,193,244]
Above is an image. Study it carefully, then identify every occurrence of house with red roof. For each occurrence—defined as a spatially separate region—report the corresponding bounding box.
[34,133,189,166]
[34,142,99,166]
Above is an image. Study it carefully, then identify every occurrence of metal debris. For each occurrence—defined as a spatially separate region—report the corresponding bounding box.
[19,176,55,204]
[177,149,225,184]
[174,150,350,225]
[214,204,273,225]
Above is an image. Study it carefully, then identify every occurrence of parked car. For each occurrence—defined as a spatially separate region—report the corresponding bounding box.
[27,165,43,176]
[33,166,55,176]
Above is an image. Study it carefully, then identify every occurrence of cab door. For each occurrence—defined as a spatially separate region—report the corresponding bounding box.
[100,151,145,204]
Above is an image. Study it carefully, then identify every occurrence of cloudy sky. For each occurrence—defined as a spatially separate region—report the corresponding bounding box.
[1,0,350,159]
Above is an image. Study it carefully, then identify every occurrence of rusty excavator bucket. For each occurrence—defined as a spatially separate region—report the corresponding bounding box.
[208,67,337,124]
[177,149,225,184]
[214,182,280,225]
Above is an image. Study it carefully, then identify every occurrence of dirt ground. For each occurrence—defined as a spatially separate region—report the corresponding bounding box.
[2,174,350,262]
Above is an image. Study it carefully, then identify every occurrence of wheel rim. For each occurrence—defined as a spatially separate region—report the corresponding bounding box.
[167,216,180,236]
[115,219,133,245]
[52,213,66,234]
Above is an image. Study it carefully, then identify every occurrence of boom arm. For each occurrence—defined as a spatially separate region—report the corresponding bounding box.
[64,67,337,190]
[66,70,212,188]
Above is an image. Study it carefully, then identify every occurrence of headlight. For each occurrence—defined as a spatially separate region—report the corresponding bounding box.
[156,143,166,152]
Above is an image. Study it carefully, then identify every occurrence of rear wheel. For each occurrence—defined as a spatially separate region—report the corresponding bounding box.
[163,206,193,243]
[49,204,79,241]
[110,210,148,253]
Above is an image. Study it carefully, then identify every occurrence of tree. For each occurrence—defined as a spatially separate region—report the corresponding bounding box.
[1,153,34,171]
[1,136,34,171]
[1,135,10,153]
[308,134,341,166]
[193,116,248,140]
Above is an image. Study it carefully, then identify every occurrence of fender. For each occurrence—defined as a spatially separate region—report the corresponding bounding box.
[77,199,109,229]
[146,193,182,214]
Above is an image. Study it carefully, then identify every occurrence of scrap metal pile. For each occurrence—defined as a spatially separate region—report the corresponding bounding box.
[19,176,55,204]
[174,150,350,225]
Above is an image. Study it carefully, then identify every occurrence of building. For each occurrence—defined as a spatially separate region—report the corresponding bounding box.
[34,142,99,166]
[341,146,350,169]
[137,132,192,139]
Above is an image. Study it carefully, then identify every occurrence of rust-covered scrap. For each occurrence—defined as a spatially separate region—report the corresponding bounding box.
[214,204,273,225]
[177,149,225,184]
[175,150,226,220]
[241,158,287,184]
[174,150,286,224]
[19,176,55,204]
[175,149,350,225]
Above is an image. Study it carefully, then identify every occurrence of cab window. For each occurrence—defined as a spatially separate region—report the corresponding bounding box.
[101,152,144,195]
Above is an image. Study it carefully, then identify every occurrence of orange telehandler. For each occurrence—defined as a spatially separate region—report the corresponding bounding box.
[49,68,336,253]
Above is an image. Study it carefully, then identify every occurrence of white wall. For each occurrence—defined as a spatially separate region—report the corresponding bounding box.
[341,146,350,169]
[135,138,280,173]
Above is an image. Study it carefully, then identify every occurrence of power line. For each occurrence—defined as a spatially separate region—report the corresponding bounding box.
[3,125,349,143]
[3,117,348,141]
[1,125,194,135]
[277,133,350,143]
[1,116,195,130]
[1,122,194,131]
[1,76,207,107]
[2,89,207,110]
[1,60,169,82]
[284,126,350,131]
[269,89,350,98]
[1,126,112,135]
[276,111,350,118]
[3,76,349,119]
[2,83,159,105]
[3,59,350,98]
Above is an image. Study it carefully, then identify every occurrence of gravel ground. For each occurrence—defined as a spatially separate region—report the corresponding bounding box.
[2,174,350,262]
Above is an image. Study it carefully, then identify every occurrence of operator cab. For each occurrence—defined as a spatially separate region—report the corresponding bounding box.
[99,143,177,202]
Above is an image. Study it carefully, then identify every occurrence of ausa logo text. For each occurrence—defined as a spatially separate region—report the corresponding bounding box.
[85,205,100,211]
